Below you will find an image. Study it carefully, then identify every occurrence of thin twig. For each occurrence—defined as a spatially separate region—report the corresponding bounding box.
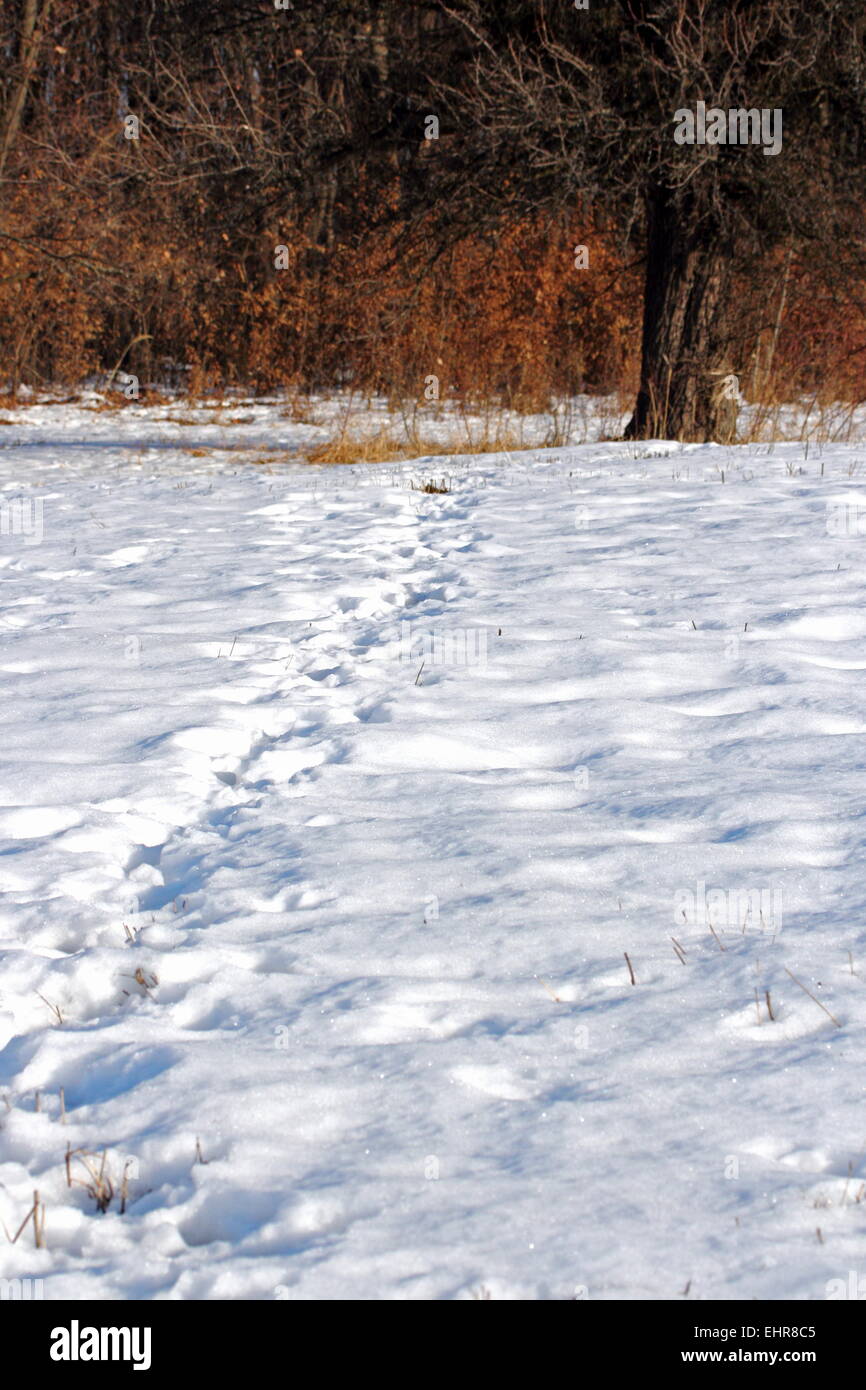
[36,993,62,1024]
[33,1190,44,1249]
[783,966,841,1027]
[9,1199,35,1245]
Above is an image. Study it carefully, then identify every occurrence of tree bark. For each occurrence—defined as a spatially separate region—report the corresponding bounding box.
[626,184,736,443]
[0,0,53,185]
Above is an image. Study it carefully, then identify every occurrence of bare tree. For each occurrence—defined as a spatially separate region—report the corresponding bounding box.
[3,0,866,421]
[379,0,866,440]
[0,0,54,184]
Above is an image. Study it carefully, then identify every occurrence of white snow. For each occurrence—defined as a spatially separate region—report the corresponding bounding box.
[1,399,866,1300]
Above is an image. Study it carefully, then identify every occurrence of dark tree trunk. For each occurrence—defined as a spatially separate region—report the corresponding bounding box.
[626,184,737,443]
[0,0,49,184]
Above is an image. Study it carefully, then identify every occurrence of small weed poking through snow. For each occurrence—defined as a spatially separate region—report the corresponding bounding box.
[411,478,451,494]
[66,1146,135,1215]
[121,966,159,998]
[2,1190,46,1248]
[812,1158,866,1210]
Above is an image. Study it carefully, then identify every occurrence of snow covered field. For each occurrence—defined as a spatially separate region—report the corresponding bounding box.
[2,397,866,1300]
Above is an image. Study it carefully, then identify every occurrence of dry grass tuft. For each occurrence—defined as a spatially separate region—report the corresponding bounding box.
[302,409,533,467]
[65,1146,135,1215]
[305,430,411,466]
[411,477,450,493]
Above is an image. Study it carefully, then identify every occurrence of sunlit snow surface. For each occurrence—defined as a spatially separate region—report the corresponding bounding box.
[1,396,866,1299]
